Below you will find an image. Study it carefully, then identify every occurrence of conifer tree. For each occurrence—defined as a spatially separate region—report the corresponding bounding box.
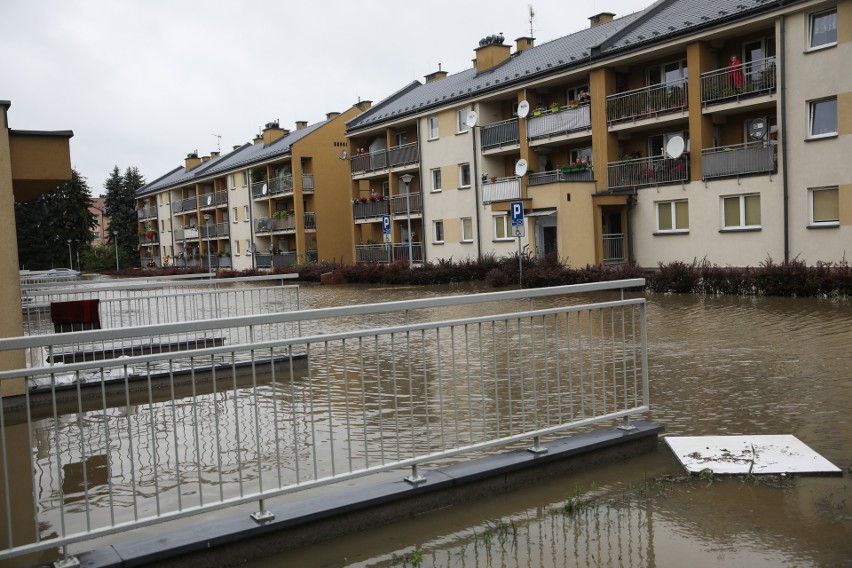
[103,166,143,266]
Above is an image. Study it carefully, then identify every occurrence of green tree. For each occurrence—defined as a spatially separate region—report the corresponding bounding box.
[104,166,144,267]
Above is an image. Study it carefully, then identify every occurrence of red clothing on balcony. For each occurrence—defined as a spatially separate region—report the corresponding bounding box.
[727,56,744,89]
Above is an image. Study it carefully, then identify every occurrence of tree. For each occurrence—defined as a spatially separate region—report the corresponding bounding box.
[104,166,144,267]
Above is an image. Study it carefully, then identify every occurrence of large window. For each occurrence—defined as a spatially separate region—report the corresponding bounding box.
[656,200,689,233]
[432,220,444,244]
[428,116,439,140]
[809,8,837,50]
[461,217,473,242]
[809,97,838,138]
[456,109,470,133]
[493,215,511,240]
[722,194,761,229]
[431,168,442,192]
[648,59,687,85]
[810,187,839,226]
[459,163,471,188]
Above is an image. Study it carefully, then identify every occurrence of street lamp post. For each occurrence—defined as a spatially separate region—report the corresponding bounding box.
[400,173,414,269]
[203,215,212,272]
[113,231,119,270]
[67,240,72,270]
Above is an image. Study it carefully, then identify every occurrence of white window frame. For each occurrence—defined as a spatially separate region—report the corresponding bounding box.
[809,186,840,226]
[721,194,761,230]
[241,171,248,187]
[808,8,837,51]
[459,163,471,188]
[456,109,470,134]
[808,97,838,139]
[461,217,473,242]
[432,219,445,244]
[234,240,241,256]
[244,205,250,221]
[232,207,239,223]
[493,215,512,241]
[228,175,236,190]
[655,200,689,233]
[428,116,439,140]
[431,168,442,192]
[245,239,252,255]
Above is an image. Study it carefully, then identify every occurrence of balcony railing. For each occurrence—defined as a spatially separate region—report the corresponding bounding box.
[527,104,591,140]
[302,174,314,192]
[303,212,316,230]
[528,167,594,186]
[355,243,392,263]
[606,79,688,125]
[268,174,294,195]
[251,180,270,199]
[270,215,296,232]
[701,142,776,181]
[137,205,157,220]
[255,217,270,234]
[388,142,420,168]
[138,232,158,245]
[200,222,229,239]
[701,57,776,106]
[390,192,422,216]
[607,155,690,190]
[174,227,199,241]
[602,233,626,263]
[393,242,424,263]
[198,190,228,209]
[480,117,520,150]
[179,196,197,213]
[350,149,388,175]
[482,176,522,203]
[353,198,390,220]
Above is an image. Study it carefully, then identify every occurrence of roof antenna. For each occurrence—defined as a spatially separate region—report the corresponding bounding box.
[438,62,442,71]
[212,133,222,153]
[528,4,535,37]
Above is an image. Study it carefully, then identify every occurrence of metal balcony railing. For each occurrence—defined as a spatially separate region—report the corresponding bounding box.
[390,192,422,216]
[268,174,294,195]
[302,174,314,192]
[481,117,520,150]
[251,180,270,199]
[136,205,157,220]
[527,104,591,140]
[393,242,424,263]
[175,227,199,241]
[606,79,688,125]
[607,155,690,190]
[482,176,522,203]
[255,217,271,234]
[701,57,776,106]
[701,142,776,180]
[353,198,390,220]
[200,222,229,239]
[602,233,626,262]
[198,190,228,209]
[179,196,197,212]
[350,149,388,175]
[388,142,419,167]
[303,212,316,230]
[355,244,392,263]
[528,167,594,186]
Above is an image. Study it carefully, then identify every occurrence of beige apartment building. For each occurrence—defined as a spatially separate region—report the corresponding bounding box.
[345,0,850,268]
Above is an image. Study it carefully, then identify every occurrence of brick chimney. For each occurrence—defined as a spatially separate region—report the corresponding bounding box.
[262,121,286,145]
[515,36,535,52]
[211,151,220,158]
[326,112,341,120]
[474,34,510,72]
[295,120,308,130]
[589,12,615,27]
[355,100,372,111]
[185,152,201,170]
[253,134,263,145]
[425,65,448,83]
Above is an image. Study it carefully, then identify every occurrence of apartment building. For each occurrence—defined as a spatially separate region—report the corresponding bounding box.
[345,0,850,268]
[136,102,367,269]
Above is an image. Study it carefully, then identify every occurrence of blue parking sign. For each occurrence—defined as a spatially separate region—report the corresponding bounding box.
[382,215,391,234]
[510,201,524,226]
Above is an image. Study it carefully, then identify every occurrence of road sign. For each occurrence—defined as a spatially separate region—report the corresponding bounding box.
[383,233,392,244]
[513,225,525,237]
[510,201,524,226]
[382,215,391,234]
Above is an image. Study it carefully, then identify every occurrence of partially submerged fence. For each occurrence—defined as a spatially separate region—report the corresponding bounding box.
[0,280,649,565]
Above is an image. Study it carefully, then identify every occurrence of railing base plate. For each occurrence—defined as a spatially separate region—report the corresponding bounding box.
[250,510,275,523]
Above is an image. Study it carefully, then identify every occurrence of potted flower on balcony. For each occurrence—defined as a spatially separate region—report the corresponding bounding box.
[481,173,488,182]
[358,196,368,203]
[370,194,382,202]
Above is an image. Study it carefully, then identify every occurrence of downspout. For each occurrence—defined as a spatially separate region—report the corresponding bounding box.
[780,15,789,263]
[415,119,425,264]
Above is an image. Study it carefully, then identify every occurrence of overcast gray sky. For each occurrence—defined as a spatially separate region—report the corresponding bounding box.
[2,0,650,194]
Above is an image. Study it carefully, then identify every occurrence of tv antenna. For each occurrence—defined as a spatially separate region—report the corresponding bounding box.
[528,4,535,37]
[212,133,222,153]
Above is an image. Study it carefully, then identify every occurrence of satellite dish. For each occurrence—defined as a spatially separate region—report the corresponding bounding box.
[749,120,767,140]
[665,136,685,159]
[515,159,528,177]
[465,110,478,128]
[517,100,530,118]
[340,149,347,160]
[261,183,268,195]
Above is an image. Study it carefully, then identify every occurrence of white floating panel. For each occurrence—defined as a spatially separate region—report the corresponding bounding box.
[664,435,841,475]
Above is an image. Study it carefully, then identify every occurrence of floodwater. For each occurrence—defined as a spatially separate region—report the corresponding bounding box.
[246,283,852,567]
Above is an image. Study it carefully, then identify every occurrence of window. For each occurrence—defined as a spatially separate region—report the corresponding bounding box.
[234,240,241,255]
[428,116,439,140]
[461,217,473,242]
[431,168,442,192]
[244,205,250,221]
[647,59,687,85]
[494,215,511,240]
[396,132,407,146]
[810,187,839,226]
[232,207,239,223]
[459,163,471,188]
[809,9,837,50]
[656,200,689,233]
[228,175,236,190]
[433,220,444,243]
[809,98,838,138]
[245,239,252,254]
[457,109,470,133]
[241,171,248,186]
[722,194,761,229]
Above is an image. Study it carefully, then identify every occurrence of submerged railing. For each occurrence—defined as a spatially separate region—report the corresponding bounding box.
[0,280,648,565]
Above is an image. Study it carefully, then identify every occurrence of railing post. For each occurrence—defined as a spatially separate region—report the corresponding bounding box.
[53,547,79,568]
[527,435,548,454]
[618,415,637,431]
[404,464,426,485]
[250,499,275,523]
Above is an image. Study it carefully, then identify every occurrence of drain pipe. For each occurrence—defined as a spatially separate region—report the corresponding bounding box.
[470,103,482,260]
[780,15,790,263]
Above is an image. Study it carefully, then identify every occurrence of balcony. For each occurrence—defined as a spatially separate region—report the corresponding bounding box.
[607,155,690,190]
[200,222,230,239]
[353,198,390,221]
[302,174,314,193]
[254,252,298,269]
[390,192,422,216]
[268,174,294,196]
[482,176,522,204]
[701,57,776,106]
[393,242,424,264]
[388,142,419,168]
[350,149,388,175]
[137,205,157,220]
[179,196,197,213]
[602,233,626,263]
[199,190,228,209]
[701,142,776,181]
[606,79,688,126]
[527,104,590,141]
[528,167,594,187]
[175,227,199,241]
[481,118,519,150]
[355,244,391,263]
[304,212,316,231]
[138,231,158,245]
[251,180,269,199]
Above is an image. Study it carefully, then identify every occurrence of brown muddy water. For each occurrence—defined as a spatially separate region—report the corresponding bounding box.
[245,283,852,568]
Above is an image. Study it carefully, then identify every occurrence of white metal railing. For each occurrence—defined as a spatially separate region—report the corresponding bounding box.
[606,79,688,125]
[0,280,648,564]
[392,242,424,263]
[602,233,626,262]
[701,142,776,180]
[302,173,314,192]
[482,176,522,203]
[607,155,689,190]
[527,104,591,140]
[481,118,520,150]
[701,56,776,106]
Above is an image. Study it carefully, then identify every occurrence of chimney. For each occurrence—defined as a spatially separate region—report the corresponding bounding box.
[253,134,263,145]
[326,112,341,121]
[200,155,211,163]
[515,36,535,52]
[425,64,448,83]
[211,151,220,158]
[589,12,615,27]
[355,100,372,111]
[295,120,308,130]
[262,121,286,145]
[185,151,201,170]
[474,34,510,72]
[233,144,241,151]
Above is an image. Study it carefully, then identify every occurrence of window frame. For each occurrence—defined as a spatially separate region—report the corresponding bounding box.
[655,199,689,233]
[456,109,470,134]
[431,168,442,192]
[244,205,250,221]
[232,207,239,223]
[493,214,512,241]
[461,217,473,242]
[809,186,840,227]
[808,8,837,51]
[721,194,762,230]
[428,116,439,140]
[458,163,471,188]
[432,219,445,244]
[808,97,838,139]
